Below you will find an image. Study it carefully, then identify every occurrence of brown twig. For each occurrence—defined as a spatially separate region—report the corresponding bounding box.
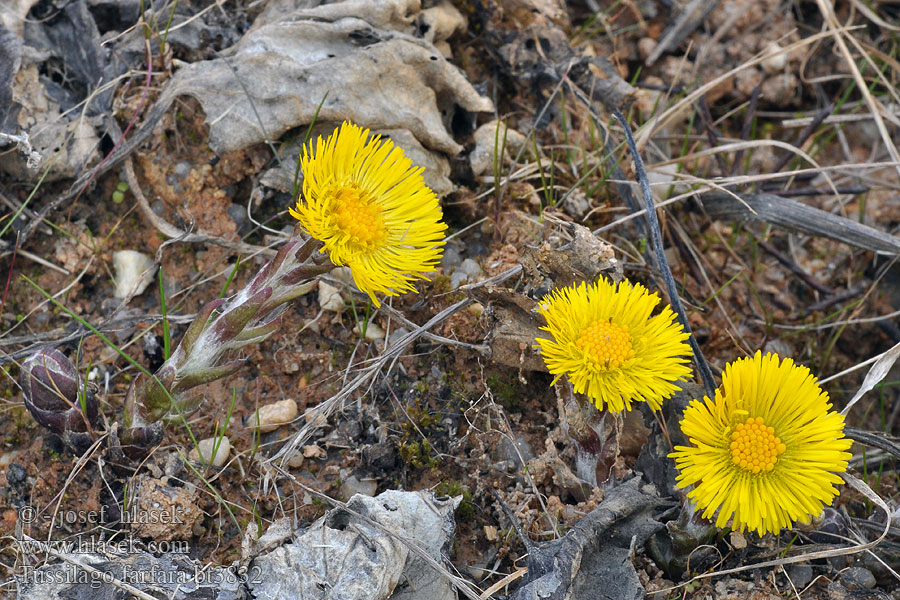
[730,84,761,177]
[756,238,833,295]
[696,96,729,175]
[770,102,835,176]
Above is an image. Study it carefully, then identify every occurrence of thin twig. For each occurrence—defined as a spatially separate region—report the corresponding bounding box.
[770,102,835,176]
[756,238,833,295]
[612,110,717,396]
[122,156,276,256]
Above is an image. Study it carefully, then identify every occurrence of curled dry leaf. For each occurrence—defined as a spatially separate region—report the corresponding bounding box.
[157,0,492,186]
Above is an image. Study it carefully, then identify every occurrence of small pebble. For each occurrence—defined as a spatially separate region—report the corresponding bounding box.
[387,326,411,348]
[440,243,462,271]
[150,200,166,216]
[787,564,813,589]
[226,203,247,228]
[6,463,25,486]
[839,567,876,590]
[761,42,786,74]
[353,321,385,341]
[638,37,657,62]
[112,250,157,299]
[318,281,344,312]
[483,525,499,541]
[251,398,299,433]
[302,444,326,459]
[451,257,483,288]
[188,436,232,467]
[0,452,18,468]
[729,530,747,550]
[497,435,535,464]
[174,161,191,179]
[340,475,378,498]
[469,120,527,176]
[286,452,304,468]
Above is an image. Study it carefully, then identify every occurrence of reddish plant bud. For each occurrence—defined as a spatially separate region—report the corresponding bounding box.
[20,347,99,442]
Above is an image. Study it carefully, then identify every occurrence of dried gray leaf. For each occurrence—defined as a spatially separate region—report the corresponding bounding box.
[249,490,459,600]
[508,477,666,600]
[262,126,454,197]
[159,5,492,157]
[16,550,244,600]
[0,24,22,135]
[842,340,900,416]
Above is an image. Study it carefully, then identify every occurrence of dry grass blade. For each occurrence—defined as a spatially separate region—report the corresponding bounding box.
[478,568,528,599]
[841,340,900,416]
[652,139,841,197]
[636,27,863,149]
[814,0,900,179]
[613,109,717,394]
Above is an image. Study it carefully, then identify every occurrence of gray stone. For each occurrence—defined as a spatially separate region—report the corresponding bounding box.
[498,435,535,466]
[226,203,247,227]
[840,566,877,590]
[387,326,411,348]
[174,161,191,179]
[440,243,462,271]
[450,257,482,288]
[787,564,813,589]
[340,475,378,498]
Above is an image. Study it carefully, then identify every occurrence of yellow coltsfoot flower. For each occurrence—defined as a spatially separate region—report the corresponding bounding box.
[290,121,447,305]
[670,351,853,535]
[535,279,693,412]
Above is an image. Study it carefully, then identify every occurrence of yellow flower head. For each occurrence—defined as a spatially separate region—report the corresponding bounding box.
[669,351,853,535]
[290,122,447,305]
[535,279,693,412]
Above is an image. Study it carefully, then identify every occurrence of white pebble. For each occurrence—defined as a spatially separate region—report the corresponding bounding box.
[341,475,378,498]
[353,321,385,341]
[318,281,344,312]
[761,42,786,74]
[469,120,527,176]
[189,436,231,467]
[112,250,157,299]
[251,398,299,433]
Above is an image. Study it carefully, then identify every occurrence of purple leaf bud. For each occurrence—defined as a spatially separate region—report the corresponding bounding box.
[20,347,98,437]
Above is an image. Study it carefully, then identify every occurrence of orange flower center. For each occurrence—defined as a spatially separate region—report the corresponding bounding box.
[576,320,634,369]
[331,185,385,247]
[730,416,786,473]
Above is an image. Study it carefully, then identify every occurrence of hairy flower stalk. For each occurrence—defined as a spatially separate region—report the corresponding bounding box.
[116,232,332,460]
[21,347,100,454]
